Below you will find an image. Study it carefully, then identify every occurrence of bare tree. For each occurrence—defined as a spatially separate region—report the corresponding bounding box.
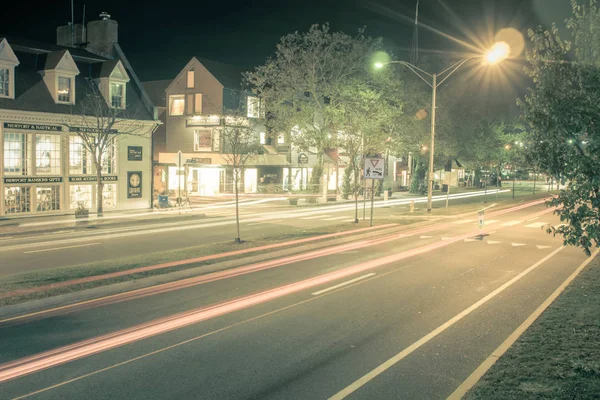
[63,79,151,217]
[221,117,261,243]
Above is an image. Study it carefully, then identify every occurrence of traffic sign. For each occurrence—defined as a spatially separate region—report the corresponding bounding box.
[364,158,384,179]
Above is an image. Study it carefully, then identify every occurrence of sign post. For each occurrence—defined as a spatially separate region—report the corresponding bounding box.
[478,210,485,228]
[364,157,384,227]
[177,150,183,212]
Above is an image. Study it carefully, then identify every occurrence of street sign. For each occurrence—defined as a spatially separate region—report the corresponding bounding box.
[364,157,384,179]
[478,210,485,228]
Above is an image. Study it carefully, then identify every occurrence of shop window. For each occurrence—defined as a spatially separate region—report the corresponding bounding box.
[69,136,93,175]
[169,95,185,116]
[36,186,61,212]
[35,134,62,175]
[103,184,117,209]
[101,139,117,175]
[194,129,213,151]
[70,185,93,210]
[4,186,31,214]
[3,132,32,176]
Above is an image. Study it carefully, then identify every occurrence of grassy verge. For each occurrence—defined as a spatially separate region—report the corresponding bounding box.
[0,221,388,307]
[465,259,600,400]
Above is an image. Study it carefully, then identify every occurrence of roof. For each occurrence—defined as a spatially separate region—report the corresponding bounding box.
[143,80,171,108]
[195,58,248,90]
[0,37,155,121]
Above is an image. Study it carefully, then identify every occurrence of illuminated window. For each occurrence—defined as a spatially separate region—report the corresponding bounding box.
[4,186,31,214]
[195,93,203,114]
[169,95,185,116]
[0,68,9,97]
[187,69,194,89]
[70,185,93,210]
[35,135,61,175]
[69,136,93,175]
[247,96,260,118]
[57,76,72,103]
[110,82,125,108]
[103,184,117,208]
[277,134,285,144]
[4,132,32,176]
[36,186,61,212]
[101,139,117,175]
[194,129,213,151]
[186,94,194,115]
[259,132,266,145]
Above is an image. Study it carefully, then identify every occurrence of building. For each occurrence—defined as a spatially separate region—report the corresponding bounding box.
[0,14,159,218]
[145,57,290,198]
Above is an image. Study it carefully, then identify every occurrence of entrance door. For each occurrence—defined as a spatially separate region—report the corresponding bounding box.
[191,169,199,193]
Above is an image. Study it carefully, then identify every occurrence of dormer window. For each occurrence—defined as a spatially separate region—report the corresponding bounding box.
[0,68,9,97]
[110,82,125,108]
[57,76,72,103]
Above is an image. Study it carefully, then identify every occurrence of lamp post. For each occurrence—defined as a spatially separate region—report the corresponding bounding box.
[375,41,509,213]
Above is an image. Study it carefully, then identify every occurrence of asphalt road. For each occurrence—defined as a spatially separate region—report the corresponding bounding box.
[0,189,517,276]
[0,200,588,399]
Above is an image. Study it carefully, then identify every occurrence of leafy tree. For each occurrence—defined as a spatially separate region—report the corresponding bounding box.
[64,80,151,217]
[519,0,600,254]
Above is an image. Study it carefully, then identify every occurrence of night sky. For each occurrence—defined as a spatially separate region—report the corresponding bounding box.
[4,0,572,81]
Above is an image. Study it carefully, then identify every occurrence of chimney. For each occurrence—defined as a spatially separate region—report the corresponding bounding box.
[57,23,86,47]
[86,12,118,59]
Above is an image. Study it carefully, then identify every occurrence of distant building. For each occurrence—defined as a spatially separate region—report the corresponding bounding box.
[145,57,290,198]
[0,13,159,217]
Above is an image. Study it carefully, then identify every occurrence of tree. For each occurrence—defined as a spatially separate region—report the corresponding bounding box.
[221,118,261,243]
[63,79,150,217]
[519,0,600,255]
[246,24,384,191]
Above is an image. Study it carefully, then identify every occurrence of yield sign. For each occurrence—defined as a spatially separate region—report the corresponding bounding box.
[364,157,384,179]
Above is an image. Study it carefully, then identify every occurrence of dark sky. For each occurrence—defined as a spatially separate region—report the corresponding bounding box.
[3,0,572,81]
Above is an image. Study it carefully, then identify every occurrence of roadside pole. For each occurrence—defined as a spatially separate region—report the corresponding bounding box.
[370,179,375,227]
[513,177,515,199]
[177,150,183,214]
[533,171,537,194]
[445,170,451,208]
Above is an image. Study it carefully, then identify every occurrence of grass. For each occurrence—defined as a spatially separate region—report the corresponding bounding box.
[0,221,386,307]
[464,259,600,400]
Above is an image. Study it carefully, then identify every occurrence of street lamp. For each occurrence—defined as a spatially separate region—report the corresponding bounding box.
[375,43,509,213]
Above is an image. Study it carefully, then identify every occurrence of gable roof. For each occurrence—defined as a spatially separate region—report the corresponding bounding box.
[42,49,80,74]
[143,80,171,108]
[195,57,247,90]
[0,38,19,65]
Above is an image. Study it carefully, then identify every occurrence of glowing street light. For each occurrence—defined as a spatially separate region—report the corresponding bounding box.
[374,42,510,213]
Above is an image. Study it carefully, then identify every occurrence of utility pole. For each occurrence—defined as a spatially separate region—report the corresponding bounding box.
[427,73,436,213]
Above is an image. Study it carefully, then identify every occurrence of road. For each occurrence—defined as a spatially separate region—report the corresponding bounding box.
[0,200,588,399]
[0,189,511,276]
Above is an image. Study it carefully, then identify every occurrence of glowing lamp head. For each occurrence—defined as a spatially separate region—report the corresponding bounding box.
[374,62,385,69]
[485,42,510,64]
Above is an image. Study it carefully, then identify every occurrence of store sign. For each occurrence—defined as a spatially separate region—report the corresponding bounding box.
[298,153,309,165]
[68,176,118,182]
[70,126,118,134]
[127,171,142,199]
[223,116,249,127]
[128,146,143,161]
[4,177,63,184]
[186,158,211,164]
[4,122,62,132]
[186,115,221,126]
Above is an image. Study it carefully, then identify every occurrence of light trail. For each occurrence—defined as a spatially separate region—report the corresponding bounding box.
[0,207,558,383]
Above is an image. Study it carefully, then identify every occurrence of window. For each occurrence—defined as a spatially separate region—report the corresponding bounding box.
[36,186,61,212]
[186,94,194,115]
[4,133,32,176]
[259,132,266,145]
[277,134,285,144]
[35,135,61,175]
[0,68,9,97]
[110,82,125,108]
[69,136,93,175]
[247,96,260,118]
[57,76,72,103]
[70,185,93,210]
[212,129,221,152]
[195,93,203,114]
[169,95,185,116]
[101,139,117,175]
[187,69,194,89]
[103,184,117,209]
[5,186,31,214]
[194,129,213,151]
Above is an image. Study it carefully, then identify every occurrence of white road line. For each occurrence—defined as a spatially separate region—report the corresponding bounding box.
[536,245,552,249]
[420,236,434,239]
[323,216,352,221]
[0,237,14,241]
[312,273,376,296]
[501,221,521,227]
[512,243,527,247]
[441,237,454,241]
[484,220,500,225]
[24,243,102,254]
[464,238,479,242]
[447,248,600,400]
[328,247,566,400]
[301,215,332,220]
[525,222,547,228]
[527,217,539,222]
[487,240,502,245]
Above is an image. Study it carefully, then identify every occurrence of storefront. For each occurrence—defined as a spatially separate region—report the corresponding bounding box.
[0,120,152,217]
